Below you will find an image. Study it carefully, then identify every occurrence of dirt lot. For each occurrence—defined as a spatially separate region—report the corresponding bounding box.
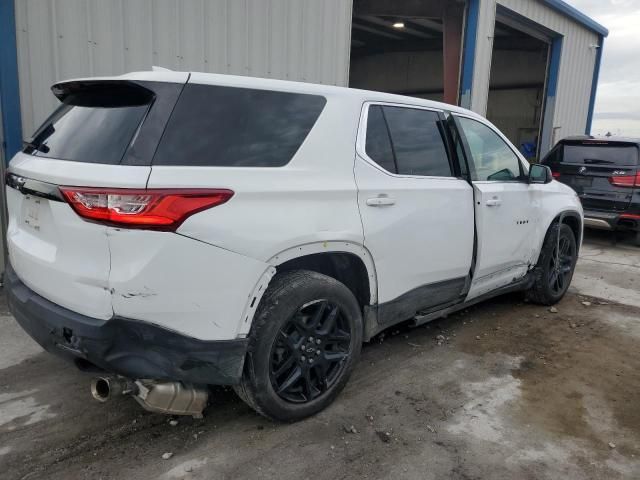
[1,230,639,480]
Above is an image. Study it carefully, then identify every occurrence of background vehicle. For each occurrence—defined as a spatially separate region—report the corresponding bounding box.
[542,136,640,246]
[5,71,582,422]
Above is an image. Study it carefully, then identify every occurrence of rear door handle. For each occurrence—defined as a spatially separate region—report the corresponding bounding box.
[366,196,396,207]
[485,198,502,207]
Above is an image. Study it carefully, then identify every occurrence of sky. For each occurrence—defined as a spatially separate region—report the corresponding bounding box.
[570,0,640,137]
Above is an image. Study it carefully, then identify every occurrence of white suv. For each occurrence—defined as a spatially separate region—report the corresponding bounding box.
[5,71,582,421]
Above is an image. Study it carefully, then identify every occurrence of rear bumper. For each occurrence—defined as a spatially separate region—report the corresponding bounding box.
[6,263,248,385]
[583,209,640,232]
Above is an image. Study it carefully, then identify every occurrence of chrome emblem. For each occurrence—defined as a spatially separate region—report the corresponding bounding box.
[578,167,587,175]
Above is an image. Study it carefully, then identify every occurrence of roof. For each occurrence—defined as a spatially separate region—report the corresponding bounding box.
[542,0,609,37]
[54,70,485,120]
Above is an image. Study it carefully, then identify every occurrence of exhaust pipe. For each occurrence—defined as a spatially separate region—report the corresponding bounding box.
[90,376,137,402]
[90,377,208,418]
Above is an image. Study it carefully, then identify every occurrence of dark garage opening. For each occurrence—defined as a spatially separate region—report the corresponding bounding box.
[349,0,465,105]
[486,19,550,162]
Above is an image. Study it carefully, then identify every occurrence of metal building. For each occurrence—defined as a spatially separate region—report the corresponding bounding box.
[0,0,609,277]
[1,0,607,163]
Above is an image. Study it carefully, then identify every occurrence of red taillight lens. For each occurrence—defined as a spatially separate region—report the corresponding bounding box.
[609,172,640,188]
[552,171,561,179]
[59,188,233,231]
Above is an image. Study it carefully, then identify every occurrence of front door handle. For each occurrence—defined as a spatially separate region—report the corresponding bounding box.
[366,196,396,207]
[485,197,502,207]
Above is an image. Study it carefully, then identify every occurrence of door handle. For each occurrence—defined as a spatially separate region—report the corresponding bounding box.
[366,196,396,207]
[485,198,502,207]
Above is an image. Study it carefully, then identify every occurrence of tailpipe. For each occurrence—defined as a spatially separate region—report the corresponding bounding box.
[90,377,208,418]
[90,376,137,402]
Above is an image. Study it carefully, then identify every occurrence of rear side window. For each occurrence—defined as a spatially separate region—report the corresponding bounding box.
[562,144,639,167]
[364,105,452,177]
[365,106,396,173]
[25,85,152,164]
[153,84,326,167]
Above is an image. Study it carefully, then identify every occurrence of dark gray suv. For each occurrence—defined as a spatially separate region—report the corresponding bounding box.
[542,136,640,246]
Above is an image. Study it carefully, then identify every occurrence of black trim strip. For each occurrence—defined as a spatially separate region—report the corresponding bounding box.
[6,172,64,202]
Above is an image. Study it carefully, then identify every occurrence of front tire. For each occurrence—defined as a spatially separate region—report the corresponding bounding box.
[234,270,363,422]
[526,223,578,305]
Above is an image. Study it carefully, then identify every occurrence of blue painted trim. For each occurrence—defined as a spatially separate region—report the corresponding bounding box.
[546,37,562,98]
[459,0,480,109]
[539,36,563,156]
[0,0,23,163]
[541,0,608,37]
[585,35,604,134]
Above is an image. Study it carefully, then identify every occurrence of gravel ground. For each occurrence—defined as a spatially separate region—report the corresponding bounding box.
[0,230,638,480]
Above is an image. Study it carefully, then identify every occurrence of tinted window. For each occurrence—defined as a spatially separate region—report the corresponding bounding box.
[563,145,639,167]
[153,84,326,167]
[384,107,451,176]
[25,88,151,164]
[364,105,451,177]
[457,117,523,181]
[365,106,396,173]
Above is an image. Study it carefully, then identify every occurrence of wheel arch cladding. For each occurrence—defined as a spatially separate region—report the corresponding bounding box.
[536,211,583,264]
[276,252,371,310]
[561,213,582,250]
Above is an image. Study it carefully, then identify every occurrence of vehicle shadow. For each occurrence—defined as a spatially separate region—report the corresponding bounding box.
[582,227,638,248]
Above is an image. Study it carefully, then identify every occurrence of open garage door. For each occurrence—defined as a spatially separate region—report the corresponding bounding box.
[486,13,552,162]
[349,0,465,105]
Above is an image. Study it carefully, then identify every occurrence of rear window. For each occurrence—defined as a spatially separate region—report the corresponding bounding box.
[153,84,327,167]
[562,144,639,167]
[25,85,152,164]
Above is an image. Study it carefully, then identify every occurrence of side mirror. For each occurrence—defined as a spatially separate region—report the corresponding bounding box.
[529,164,553,184]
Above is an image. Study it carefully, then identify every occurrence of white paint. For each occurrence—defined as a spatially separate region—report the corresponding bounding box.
[108,229,270,340]
[7,73,582,343]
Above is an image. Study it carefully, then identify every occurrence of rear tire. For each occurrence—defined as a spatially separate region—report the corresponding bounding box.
[526,223,578,305]
[234,270,363,422]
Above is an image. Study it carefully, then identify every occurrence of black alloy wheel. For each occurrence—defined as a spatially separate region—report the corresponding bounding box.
[269,299,352,403]
[527,222,578,305]
[548,229,576,296]
[234,270,363,422]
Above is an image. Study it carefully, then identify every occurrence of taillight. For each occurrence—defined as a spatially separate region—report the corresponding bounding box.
[609,172,640,188]
[552,171,561,179]
[59,187,233,231]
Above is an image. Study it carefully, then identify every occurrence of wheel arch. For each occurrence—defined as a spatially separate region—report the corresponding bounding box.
[236,242,378,337]
[534,209,583,265]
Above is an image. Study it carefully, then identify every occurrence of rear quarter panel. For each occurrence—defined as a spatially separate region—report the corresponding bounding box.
[148,92,365,262]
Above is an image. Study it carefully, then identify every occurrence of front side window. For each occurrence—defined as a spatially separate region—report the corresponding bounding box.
[364,105,452,177]
[457,117,523,182]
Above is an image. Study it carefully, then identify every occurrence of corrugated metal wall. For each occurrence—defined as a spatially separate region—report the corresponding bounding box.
[471,0,599,142]
[14,0,353,139]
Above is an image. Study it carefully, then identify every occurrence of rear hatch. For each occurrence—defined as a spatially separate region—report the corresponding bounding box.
[548,140,639,211]
[6,74,187,319]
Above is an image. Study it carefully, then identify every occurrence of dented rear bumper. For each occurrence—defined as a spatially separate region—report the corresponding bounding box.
[6,263,248,385]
